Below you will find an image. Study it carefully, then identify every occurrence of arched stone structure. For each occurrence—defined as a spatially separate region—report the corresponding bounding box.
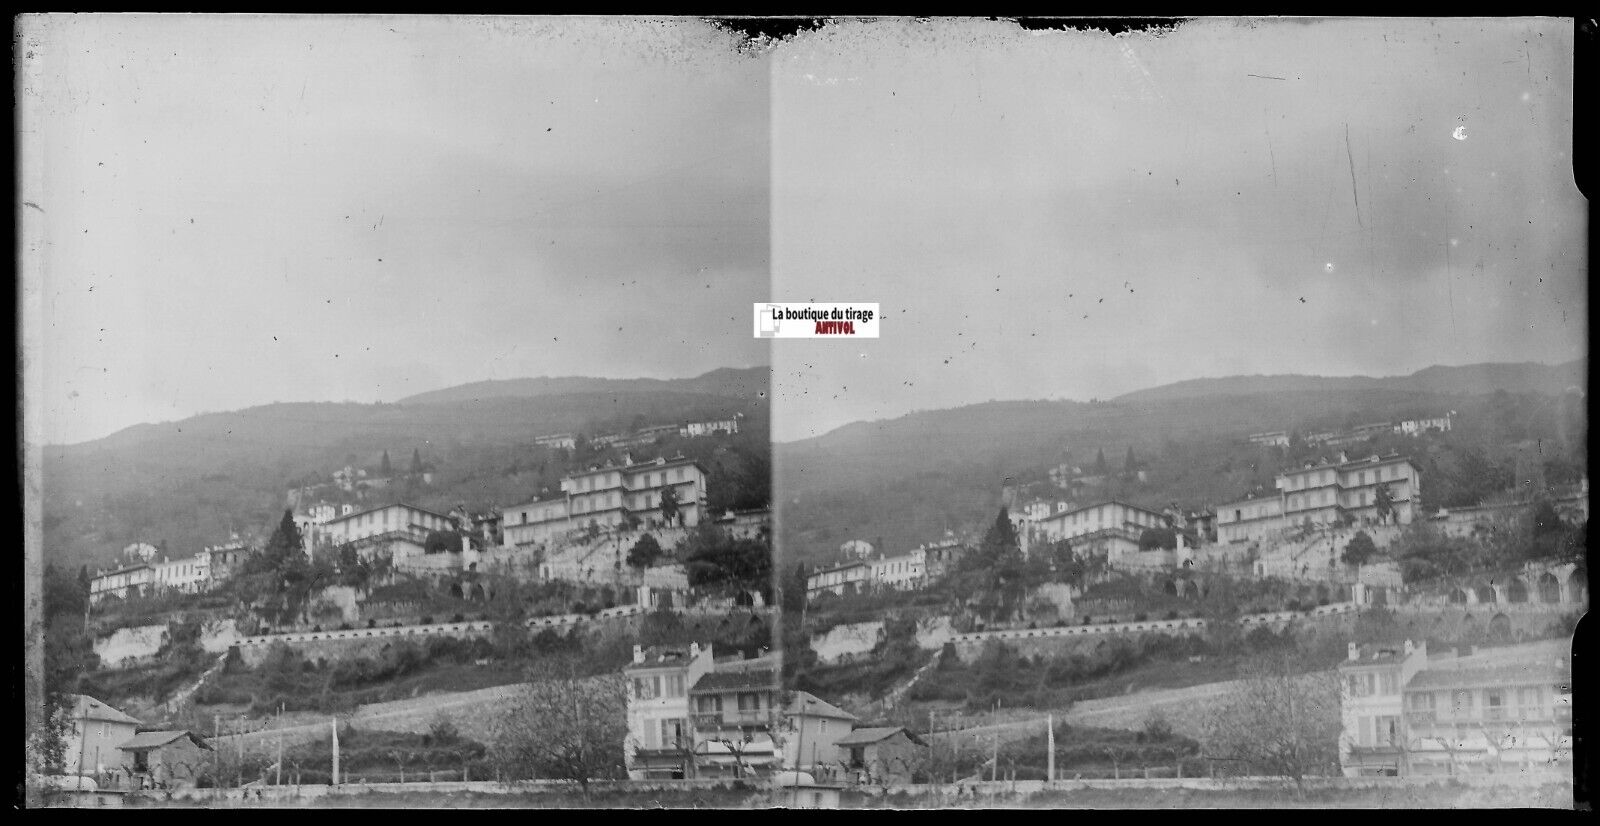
[1506,579,1529,603]
[1568,570,1587,606]
[1489,613,1512,640]
[1163,580,1178,596]
[1448,588,1468,605]
[1537,572,1562,604]
[1474,584,1496,605]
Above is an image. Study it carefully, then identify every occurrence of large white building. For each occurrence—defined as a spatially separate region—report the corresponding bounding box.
[89,563,155,605]
[1217,453,1422,544]
[499,456,709,550]
[320,502,456,562]
[150,553,210,594]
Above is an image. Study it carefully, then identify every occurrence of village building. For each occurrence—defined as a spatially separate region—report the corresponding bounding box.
[1395,414,1454,436]
[868,548,926,591]
[624,643,715,780]
[714,507,772,542]
[115,730,212,790]
[1338,640,1572,777]
[688,667,782,779]
[681,414,742,438]
[805,559,873,599]
[1034,500,1166,544]
[779,692,859,779]
[89,563,154,605]
[1217,454,1422,544]
[150,553,210,594]
[320,502,455,563]
[1247,431,1291,448]
[533,433,577,451]
[498,457,710,550]
[833,727,929,786]
[203,540,252,583]
[57,695,142,779]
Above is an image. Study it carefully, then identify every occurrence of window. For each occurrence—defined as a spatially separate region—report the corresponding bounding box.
[1452,690,1474,718]
[661,719,684,749]
[1379,673,1397,695]
[737,692,759,711]
[1377,716,1400,746]
[666,674,684,697]
[818,719,828,734]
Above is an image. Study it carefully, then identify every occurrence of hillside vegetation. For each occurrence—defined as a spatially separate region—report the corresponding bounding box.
[778,361,1585,568]
[43,367,770,573]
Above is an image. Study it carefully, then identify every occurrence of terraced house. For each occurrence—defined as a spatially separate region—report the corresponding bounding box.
[499,456,709,549]
[1217,453,1421,544]
[1339,639,1572,777]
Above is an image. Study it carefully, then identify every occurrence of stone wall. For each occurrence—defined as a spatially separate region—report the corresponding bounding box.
[810,621,885,665]
[94,624,167,666]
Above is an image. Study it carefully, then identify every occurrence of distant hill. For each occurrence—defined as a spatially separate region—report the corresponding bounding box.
[1113,359,1587,404]
[394,366,769,406]
[42,368,770,574]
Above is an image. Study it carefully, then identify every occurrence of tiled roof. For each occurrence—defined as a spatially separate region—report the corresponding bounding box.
[689,669,778,694]
[1406,660,1570,691]
[834,726,925,747]
[116,731,211,752]
[784,691,857,722]
[65,695,141,726]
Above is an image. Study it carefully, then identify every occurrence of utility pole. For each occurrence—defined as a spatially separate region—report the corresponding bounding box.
[276,704,283,787]
[213,714,220,788]
[75,700,89,781]
[1047,713,1055,783]
[331,719,340,787]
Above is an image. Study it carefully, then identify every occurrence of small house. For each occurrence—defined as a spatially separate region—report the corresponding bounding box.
[116,730,212,789]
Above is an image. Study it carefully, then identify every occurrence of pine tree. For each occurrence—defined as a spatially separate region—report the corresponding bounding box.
[1094,448,1109,477]
[1124,445,1137,476]
[381,450,392,477]
[410,448,423,476]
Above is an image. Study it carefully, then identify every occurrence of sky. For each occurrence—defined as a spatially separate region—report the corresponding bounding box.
[769,18,1586,443]
[24,16,771,446]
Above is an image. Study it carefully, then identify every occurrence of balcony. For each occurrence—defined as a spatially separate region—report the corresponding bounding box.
[691,709,776,730]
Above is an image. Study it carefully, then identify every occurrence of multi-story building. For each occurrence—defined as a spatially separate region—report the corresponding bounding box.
[57,694,142,777]
[1248,431,1291,448]
[1395,414,1454,437]
[534,433,577,451]
[681,415,741,438]
[498,457,710,550]
[688,667,782,779]
[1034,500,1166,544]
[320,502,455,562]
[1338,640,1430,776]
[868,548,926,591]
[1217,454,1422,544]
[920,536,969,583]
[806,560,873,599]
[1338,640,1572,777]
[714,507,771,542]
[779,691,859,776]
[150,553,210,595]
[1401,645,1572,777]
[89,564,155,605]
[624,643,716,779]
[204,540,252,583]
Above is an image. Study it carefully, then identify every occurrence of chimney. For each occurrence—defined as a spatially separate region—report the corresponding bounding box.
[632,644,643,664]
[1347,642,1359,662]
[1403,639,1414,656]
[689,642,701,660]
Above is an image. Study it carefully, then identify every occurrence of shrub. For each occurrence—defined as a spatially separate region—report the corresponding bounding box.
[450,613,465,624]
[338,623,353,631]
[420,616,434,625]
[368,619,378,629]
[1134,613,1148,622]
[312,625,323,633]
[1082,616,1093,625]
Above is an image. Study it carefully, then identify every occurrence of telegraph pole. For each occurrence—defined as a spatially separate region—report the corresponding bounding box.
[276,704,283,787]
[1046,714,1055,783]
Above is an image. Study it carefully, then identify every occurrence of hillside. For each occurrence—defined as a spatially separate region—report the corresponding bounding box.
[1113,359,1586,404]
[42,369,770,574]
[394,365,769,406]
[777,360,1585,569]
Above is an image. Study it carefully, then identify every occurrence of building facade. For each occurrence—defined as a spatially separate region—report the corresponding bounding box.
[89,564,155,605]
[1034,500,1166,544]
[624,643,715,780]
[806,560,873,599]
[150,553,210,595]
[499,457,710,550]
[58,695,142,778]
[779,692,859,777]
[320,502,455,562]
[1338,640,1572,777]
[1217,454,1422,544]
[688,667,782,779]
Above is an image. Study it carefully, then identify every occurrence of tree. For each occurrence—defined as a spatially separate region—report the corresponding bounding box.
[1201,651,1341,797]
[1138,527,1178,551]
[682,524,772,604]
[1123,446,1138,477]
[1341,531,1379,567]
[1374,483,1395,525]
[948,509,1028,623]
[380,451,392,477]
[410,448,423,476]
[1094,449,1109,477]
[780,562,809,613]
[626,534,663,570]
[487,669,629,801]
[32,565,100,777]
[658,485,680,527]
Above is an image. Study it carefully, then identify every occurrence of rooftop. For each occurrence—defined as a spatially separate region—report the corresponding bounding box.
[64,695,141,726]
[833,727,927,747]
[690,668,778,694]
[325,501,454,526]
[116,730,211,752]
[784,691,858,722]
